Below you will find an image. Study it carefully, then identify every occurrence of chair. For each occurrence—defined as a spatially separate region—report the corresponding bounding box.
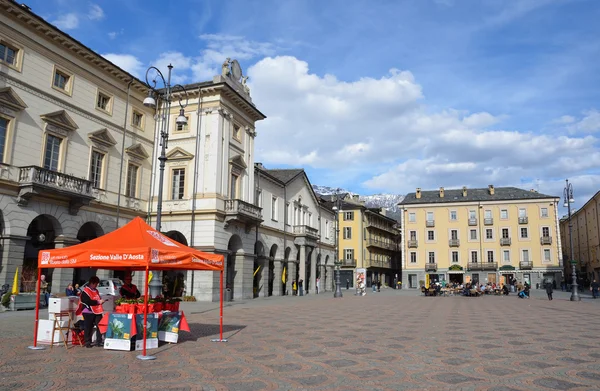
[50,311,82,349]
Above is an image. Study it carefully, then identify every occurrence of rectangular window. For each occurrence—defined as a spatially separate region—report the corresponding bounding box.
[426,211,434,221]
[544,249,551,262]
[522,249,530,263]
[410,252,417,263]
[0,117,7,162]
[0,42,17,65]
[171,168,185,200]
[450,229,458,240]
[427,230,435,241]
[451,251,459,263]
[503,250,510,263]
[519,208,527,217]
[487,250,494,263]
[325,221,329,239]
[96,91,112,112]
[520,227,528,238]
[132,110,144,128]
[408,212,416,223]
[542,227,550,237]
[428,252,435,263]
[344,211,354,221]
[271,196,277,221]
[484,210,492,219]
[343,227,352,239]
[43,134,62,171]
[344,249,354,260]
[500,209,508,219]
[409,231,416,240]
[53,69,70,91]
[502,228,509,238]
[485,228,493,240]
[469,210,476,219]
[541,207,548,218]
[470,229,477,240]
[450,210,457,221]
[176,116,190,131]
[471,251,478,263]
[125,163,138,198]
[230,173,238,199]
[89,150,104,188]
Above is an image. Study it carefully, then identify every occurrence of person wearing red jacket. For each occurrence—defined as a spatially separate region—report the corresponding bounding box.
[79,276,106,348]
[120,274,140,299]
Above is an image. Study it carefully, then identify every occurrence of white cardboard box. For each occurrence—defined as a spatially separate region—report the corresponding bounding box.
[48,297,78,313]
[104,338,132,351]
[135,338,158,350]
[158,331,179,343]
[36,319,71,345]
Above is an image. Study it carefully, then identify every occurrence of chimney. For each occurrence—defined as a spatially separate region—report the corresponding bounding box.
[462,186,467,197]
[488,185,495,195]
[380,208,387,217]
[352,194,360,202]
[416,188,421,199]
[439,187,444,198]
[530,189,538,193]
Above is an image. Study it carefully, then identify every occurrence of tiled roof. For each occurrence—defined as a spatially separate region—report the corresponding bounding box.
[400,187,558,205]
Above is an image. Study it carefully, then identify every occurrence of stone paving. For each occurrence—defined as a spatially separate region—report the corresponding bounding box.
[1,288,600,390]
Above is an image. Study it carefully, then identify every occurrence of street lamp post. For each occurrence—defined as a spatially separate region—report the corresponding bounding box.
[564,179,580,302]
[332,192,343,298]
[143,64,188,298]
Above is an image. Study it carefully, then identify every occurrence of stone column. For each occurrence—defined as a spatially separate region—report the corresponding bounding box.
[235,252,254,301]
[309,251,317,295]
[259,256,269,298]
[272,259,283,296]
[319,265,326,292]
[299,245,306,295]
[51,236,81,295]
[0,235,27,290]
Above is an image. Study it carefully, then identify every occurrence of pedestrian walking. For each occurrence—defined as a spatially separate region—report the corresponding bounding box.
[545,281,553,301]
[346,279,350,290]
[316,277,320,294]
[591,280,599,298]
[299,279,304,296]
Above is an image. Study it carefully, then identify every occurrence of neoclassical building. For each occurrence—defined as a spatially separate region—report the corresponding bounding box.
[0,1,154,292]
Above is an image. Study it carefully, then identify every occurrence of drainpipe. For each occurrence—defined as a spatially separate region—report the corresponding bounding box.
[115,78,134,230]
[189,86,204,295]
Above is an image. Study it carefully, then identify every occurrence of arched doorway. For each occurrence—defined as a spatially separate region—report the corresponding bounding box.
[163,231,188,297]
[73,222,104,285]
[24,215,61,292]
[268,244,277,297]
[226,235,242,300]
[283,247,291,295]
[253,241,264,298]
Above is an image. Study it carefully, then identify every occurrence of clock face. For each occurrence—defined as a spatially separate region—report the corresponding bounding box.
[231,60,242,80]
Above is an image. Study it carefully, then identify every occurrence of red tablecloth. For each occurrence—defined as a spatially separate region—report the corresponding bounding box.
[98,311,189,335]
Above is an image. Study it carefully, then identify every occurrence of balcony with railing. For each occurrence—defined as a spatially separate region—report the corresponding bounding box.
[500,237,511,246]
[366,258,391,269]
[341,259,356,267]
[467,262,498,271]
[519,261,533,269]
[519,216,528,224]
[468,218,478,226]
[17,166,95,215]
[426,220,435,227]
[366,219,396,234]
[408,239,418,248]
[224,199,263,229]
[425,262,437,271]
[540,236,552,245]
[366,238,395,250]
[293,225,320,240]
[484,217,494,225]
[449,239,460,247]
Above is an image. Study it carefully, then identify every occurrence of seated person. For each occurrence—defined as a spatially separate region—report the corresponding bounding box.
[120,274,141,299]
[65,283,76,296]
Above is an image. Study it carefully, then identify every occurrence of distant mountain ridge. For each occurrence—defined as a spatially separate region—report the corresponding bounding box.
[312,185,404,222]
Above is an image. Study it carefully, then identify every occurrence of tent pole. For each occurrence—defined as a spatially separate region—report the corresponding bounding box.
[211,269,227,342]
[28,268,45,350]
[137,266,156,360]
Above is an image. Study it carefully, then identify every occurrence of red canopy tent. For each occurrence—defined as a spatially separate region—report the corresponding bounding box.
[33,217,225,357]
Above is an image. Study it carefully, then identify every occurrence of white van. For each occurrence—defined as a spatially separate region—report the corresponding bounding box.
[80,278,123,297]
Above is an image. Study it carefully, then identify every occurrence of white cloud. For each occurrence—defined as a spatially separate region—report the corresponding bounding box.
[52,13,79,30]
[567,110,600,133]
[101,53,145,78]
[88,4,104,20]
[552,115,576,125]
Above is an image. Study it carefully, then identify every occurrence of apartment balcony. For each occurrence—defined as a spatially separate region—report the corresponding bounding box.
[518,216,528,224]
[17,166,95,215]
[367,258,391,269]
[426,220,435,227]
[519,261,533,270]
[468,218,478,226]
[224,199,263,231]
[500,237,512,246]
[341,259,356,267]
[484,218,494,225]
[467,262,498,271]
[540,236,552,245]
[366,238,395,250]
[449,239,460,247]
[425,262,437,272]
[293,225,320,240]
[408,239,418,248]
[366,219,396,234]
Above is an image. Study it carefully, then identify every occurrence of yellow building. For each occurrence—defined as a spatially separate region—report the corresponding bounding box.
[329,194,400,288]
[559,191,600,286]
[399,186,562,289]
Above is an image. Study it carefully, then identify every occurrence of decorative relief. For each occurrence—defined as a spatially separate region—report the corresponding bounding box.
[0,105,17,118]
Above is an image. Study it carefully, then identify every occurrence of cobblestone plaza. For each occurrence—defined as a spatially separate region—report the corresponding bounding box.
[1,289,600,390]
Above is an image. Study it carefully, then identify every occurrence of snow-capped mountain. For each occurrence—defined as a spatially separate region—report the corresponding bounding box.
[313,185,404,222]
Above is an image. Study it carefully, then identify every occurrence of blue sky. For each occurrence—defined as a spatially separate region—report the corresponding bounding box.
[27,0,600,210]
